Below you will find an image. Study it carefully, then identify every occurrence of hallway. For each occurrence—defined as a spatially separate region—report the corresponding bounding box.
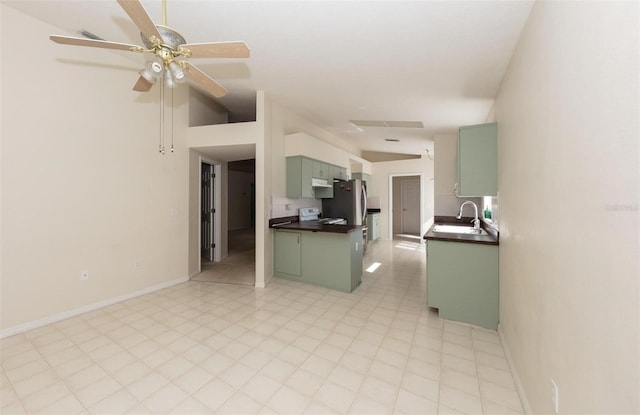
[191,228,256,286]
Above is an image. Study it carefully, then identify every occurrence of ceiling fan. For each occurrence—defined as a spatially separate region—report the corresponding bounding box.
[50,0,250,98]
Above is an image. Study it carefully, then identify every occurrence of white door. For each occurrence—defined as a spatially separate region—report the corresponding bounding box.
[401,179,421,235]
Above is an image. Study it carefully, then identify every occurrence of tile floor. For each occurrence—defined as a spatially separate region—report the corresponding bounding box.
[1,238,524,414]
[191,229,256,287]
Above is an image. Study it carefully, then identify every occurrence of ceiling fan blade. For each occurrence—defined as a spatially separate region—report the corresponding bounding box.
[133,75,154,92]
[179,41,250,59]
[182,61,228,98]
[50,35,144,52]
[116,0,162,42]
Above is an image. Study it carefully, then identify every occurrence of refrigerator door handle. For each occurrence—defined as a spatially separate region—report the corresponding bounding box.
[361,184,367,222]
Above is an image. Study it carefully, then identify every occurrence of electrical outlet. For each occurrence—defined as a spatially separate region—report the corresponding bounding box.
[133,259,142,269]
[551,378,559,413]
[80,269,89,281]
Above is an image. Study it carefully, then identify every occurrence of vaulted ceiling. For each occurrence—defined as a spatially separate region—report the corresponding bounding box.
[5,0,534,160]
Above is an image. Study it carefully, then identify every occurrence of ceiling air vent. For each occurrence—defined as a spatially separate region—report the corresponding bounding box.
[349,120,424,129]
[78,29,104,41]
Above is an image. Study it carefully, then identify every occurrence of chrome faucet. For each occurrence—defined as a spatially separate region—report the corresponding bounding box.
[456,201,481,230]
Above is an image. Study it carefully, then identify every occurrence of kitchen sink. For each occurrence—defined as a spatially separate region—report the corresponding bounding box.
[432,224,488,236]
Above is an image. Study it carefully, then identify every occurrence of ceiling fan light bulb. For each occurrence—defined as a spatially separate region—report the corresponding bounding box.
[168,61,186,83]
[146,58,163,76]
[139,68,158,84]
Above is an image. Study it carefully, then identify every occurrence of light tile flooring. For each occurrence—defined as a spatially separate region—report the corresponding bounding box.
[192,229,256,286]
[1,238,524,414]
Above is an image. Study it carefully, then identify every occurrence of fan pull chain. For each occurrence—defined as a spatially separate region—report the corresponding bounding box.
[170,87,175,152]
[159,78,165,154]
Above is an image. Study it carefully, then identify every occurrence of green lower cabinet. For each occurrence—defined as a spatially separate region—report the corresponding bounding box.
[274,230,301,277]
[426,240,498,329]
[274,229,363,292]
[367,213,381,241]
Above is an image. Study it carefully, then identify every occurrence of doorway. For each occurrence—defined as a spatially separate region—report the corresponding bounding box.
[391,175,422,240]
[192,158,256,286]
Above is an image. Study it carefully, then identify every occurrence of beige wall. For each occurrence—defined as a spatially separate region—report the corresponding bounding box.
[495,1,639,413]
[1,5,190,333]
[188,88,228,127]
[228,170,254,231]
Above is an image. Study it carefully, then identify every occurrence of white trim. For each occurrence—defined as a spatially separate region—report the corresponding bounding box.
[0,276,189,339]
[498,323,533,414]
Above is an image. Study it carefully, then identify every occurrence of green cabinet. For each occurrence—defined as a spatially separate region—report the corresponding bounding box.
[287,156,347,199]
[456,122,497,197]
[312,160,329,180]
[367,213,381,241]
[274,230,301,277]
[287,156,315,198]
[329,165,348,181]
[426,240,498,329]
[274,229,363,292]
[352,172,371,186]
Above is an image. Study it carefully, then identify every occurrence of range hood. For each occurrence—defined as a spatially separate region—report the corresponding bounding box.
[312,178,332,188]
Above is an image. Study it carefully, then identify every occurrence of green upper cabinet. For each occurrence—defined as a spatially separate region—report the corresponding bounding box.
[456,122,497,197]
[287,156,315,198]
[287,156,345,199]
[329,165,348,181]
[312,160,329,179]
[352,172,371,187]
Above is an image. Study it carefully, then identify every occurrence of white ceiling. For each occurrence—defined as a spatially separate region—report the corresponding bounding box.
[6,0,534,160]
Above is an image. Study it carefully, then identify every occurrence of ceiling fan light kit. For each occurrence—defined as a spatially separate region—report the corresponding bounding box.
[49,0,250,153]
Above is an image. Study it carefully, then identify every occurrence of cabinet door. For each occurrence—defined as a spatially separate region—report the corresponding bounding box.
[329,165,340,180]
[300,158,314,198]
[367,213,380,241]
[312,160,329,179]
[274,231,301,277]
[426,240,498,329]
[286,157,314,198]
[372,215,378,240]
[456,122,497,196]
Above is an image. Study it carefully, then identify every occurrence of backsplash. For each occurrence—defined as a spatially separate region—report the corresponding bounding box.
[271,196,321,219]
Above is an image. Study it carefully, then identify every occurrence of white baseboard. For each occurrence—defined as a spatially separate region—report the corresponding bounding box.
[0,276,189,339]
[498,323,533,414]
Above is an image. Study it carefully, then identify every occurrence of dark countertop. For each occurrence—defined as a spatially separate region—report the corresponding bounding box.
[423,216,499,245]
[269,216,363,234]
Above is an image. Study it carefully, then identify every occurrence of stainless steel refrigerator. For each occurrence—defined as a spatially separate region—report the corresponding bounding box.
[322,179,368,251]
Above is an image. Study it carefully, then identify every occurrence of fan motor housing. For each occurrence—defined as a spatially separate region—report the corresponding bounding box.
[141,25,186,49]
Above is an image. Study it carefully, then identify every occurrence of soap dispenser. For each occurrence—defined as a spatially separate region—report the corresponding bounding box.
[484,206,492,219]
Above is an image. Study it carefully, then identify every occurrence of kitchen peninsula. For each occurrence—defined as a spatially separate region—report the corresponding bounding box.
[270,216,363,292]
